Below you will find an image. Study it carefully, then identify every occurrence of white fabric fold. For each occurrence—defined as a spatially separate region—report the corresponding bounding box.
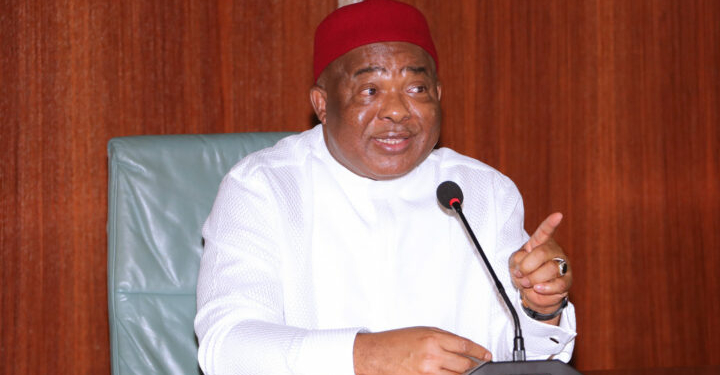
[195,125,577,374]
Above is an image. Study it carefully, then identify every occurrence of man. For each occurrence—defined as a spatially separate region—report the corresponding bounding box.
[195,1,576,374]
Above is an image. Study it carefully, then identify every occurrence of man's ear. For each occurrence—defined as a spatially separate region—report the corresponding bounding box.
[436,81,442,101]
[309,85,328,124]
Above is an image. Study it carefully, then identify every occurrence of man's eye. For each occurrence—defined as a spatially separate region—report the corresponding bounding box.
[410,85,427,93]
[363,87,377,95]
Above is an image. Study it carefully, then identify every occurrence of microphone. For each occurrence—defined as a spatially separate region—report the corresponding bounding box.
[436,181,582,375]
[436,181,526,361]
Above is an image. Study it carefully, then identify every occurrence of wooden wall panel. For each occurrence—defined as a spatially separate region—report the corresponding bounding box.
[0,1,334,374]
[414,0,720,371]
[1,0,718,373]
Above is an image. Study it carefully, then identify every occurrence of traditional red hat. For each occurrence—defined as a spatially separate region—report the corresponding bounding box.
[313,0,439,82]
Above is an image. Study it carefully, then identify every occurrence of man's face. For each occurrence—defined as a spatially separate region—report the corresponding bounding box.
[310,42,442,180]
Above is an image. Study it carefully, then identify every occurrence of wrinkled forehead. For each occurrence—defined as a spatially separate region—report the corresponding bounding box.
[320,42,437,85]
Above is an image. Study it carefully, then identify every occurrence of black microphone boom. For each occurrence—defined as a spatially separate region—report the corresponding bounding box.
[437,181,525,361]
[436,181,582,375]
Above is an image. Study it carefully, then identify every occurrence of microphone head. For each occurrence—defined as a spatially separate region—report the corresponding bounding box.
[436,181,464,209]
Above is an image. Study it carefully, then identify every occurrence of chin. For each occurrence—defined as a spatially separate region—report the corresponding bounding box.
[365,167,414,181]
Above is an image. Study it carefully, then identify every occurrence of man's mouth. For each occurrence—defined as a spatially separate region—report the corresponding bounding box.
[372,134,412,153]
[376,138,405,145]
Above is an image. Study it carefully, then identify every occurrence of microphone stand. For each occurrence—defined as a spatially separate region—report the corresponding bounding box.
[440,183,582,375]
[451,202,526,362]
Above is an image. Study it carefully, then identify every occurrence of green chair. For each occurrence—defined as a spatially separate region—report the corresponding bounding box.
[107,132,296,374]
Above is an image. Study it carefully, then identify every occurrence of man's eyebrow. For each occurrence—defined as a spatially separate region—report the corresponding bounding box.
[351,65,431,78]
[402,66,429,75]
[353,66,387,77]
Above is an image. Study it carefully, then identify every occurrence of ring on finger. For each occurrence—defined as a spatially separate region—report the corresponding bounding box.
[552,257,568,277]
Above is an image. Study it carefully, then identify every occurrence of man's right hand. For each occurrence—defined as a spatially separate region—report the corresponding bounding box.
[353,327,492,375]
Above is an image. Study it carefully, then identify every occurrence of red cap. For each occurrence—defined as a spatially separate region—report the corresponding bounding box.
[313,0,438,82]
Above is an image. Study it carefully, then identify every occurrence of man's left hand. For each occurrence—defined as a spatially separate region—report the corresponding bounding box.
[509,212,572,325]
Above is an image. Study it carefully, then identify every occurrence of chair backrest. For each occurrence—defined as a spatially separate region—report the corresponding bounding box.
[107,132,295,375]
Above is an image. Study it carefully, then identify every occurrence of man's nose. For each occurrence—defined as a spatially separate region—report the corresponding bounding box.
[378,91,411,123]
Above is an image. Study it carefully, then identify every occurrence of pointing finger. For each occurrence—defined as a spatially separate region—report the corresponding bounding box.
[528,213,563,249]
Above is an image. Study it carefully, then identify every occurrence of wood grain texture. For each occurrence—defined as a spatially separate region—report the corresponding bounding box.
[0,1,334,374]
[1,0,718,373]
[413,0,719,370]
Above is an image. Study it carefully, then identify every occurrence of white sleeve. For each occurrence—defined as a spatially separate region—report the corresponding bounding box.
[194,169,363,375]
[515,294,577,361]
[492,173,577,361]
